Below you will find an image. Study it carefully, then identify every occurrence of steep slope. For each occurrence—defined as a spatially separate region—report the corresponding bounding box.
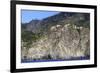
[22,12,90,33]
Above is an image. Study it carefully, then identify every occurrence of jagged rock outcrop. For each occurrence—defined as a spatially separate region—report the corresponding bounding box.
[21,24,90,61]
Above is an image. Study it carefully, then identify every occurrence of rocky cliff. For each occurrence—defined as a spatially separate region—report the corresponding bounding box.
[21,12,90,62]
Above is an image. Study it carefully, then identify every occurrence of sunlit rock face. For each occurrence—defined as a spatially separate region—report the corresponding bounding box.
[80,28,90,56]
[21,24,90,61]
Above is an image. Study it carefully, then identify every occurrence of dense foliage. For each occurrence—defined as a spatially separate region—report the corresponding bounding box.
[21,30,43,49]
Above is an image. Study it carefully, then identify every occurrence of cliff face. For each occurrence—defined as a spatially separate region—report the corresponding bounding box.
[21,12,90,61]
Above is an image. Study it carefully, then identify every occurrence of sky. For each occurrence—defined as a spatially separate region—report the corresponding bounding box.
[21,10,59,23]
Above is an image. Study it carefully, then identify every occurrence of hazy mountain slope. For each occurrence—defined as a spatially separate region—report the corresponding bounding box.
[22,12,89,33]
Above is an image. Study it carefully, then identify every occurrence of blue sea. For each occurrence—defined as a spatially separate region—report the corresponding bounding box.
[21,56,90,63]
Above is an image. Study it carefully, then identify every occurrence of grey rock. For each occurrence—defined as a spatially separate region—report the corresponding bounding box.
[21,24,90,60]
